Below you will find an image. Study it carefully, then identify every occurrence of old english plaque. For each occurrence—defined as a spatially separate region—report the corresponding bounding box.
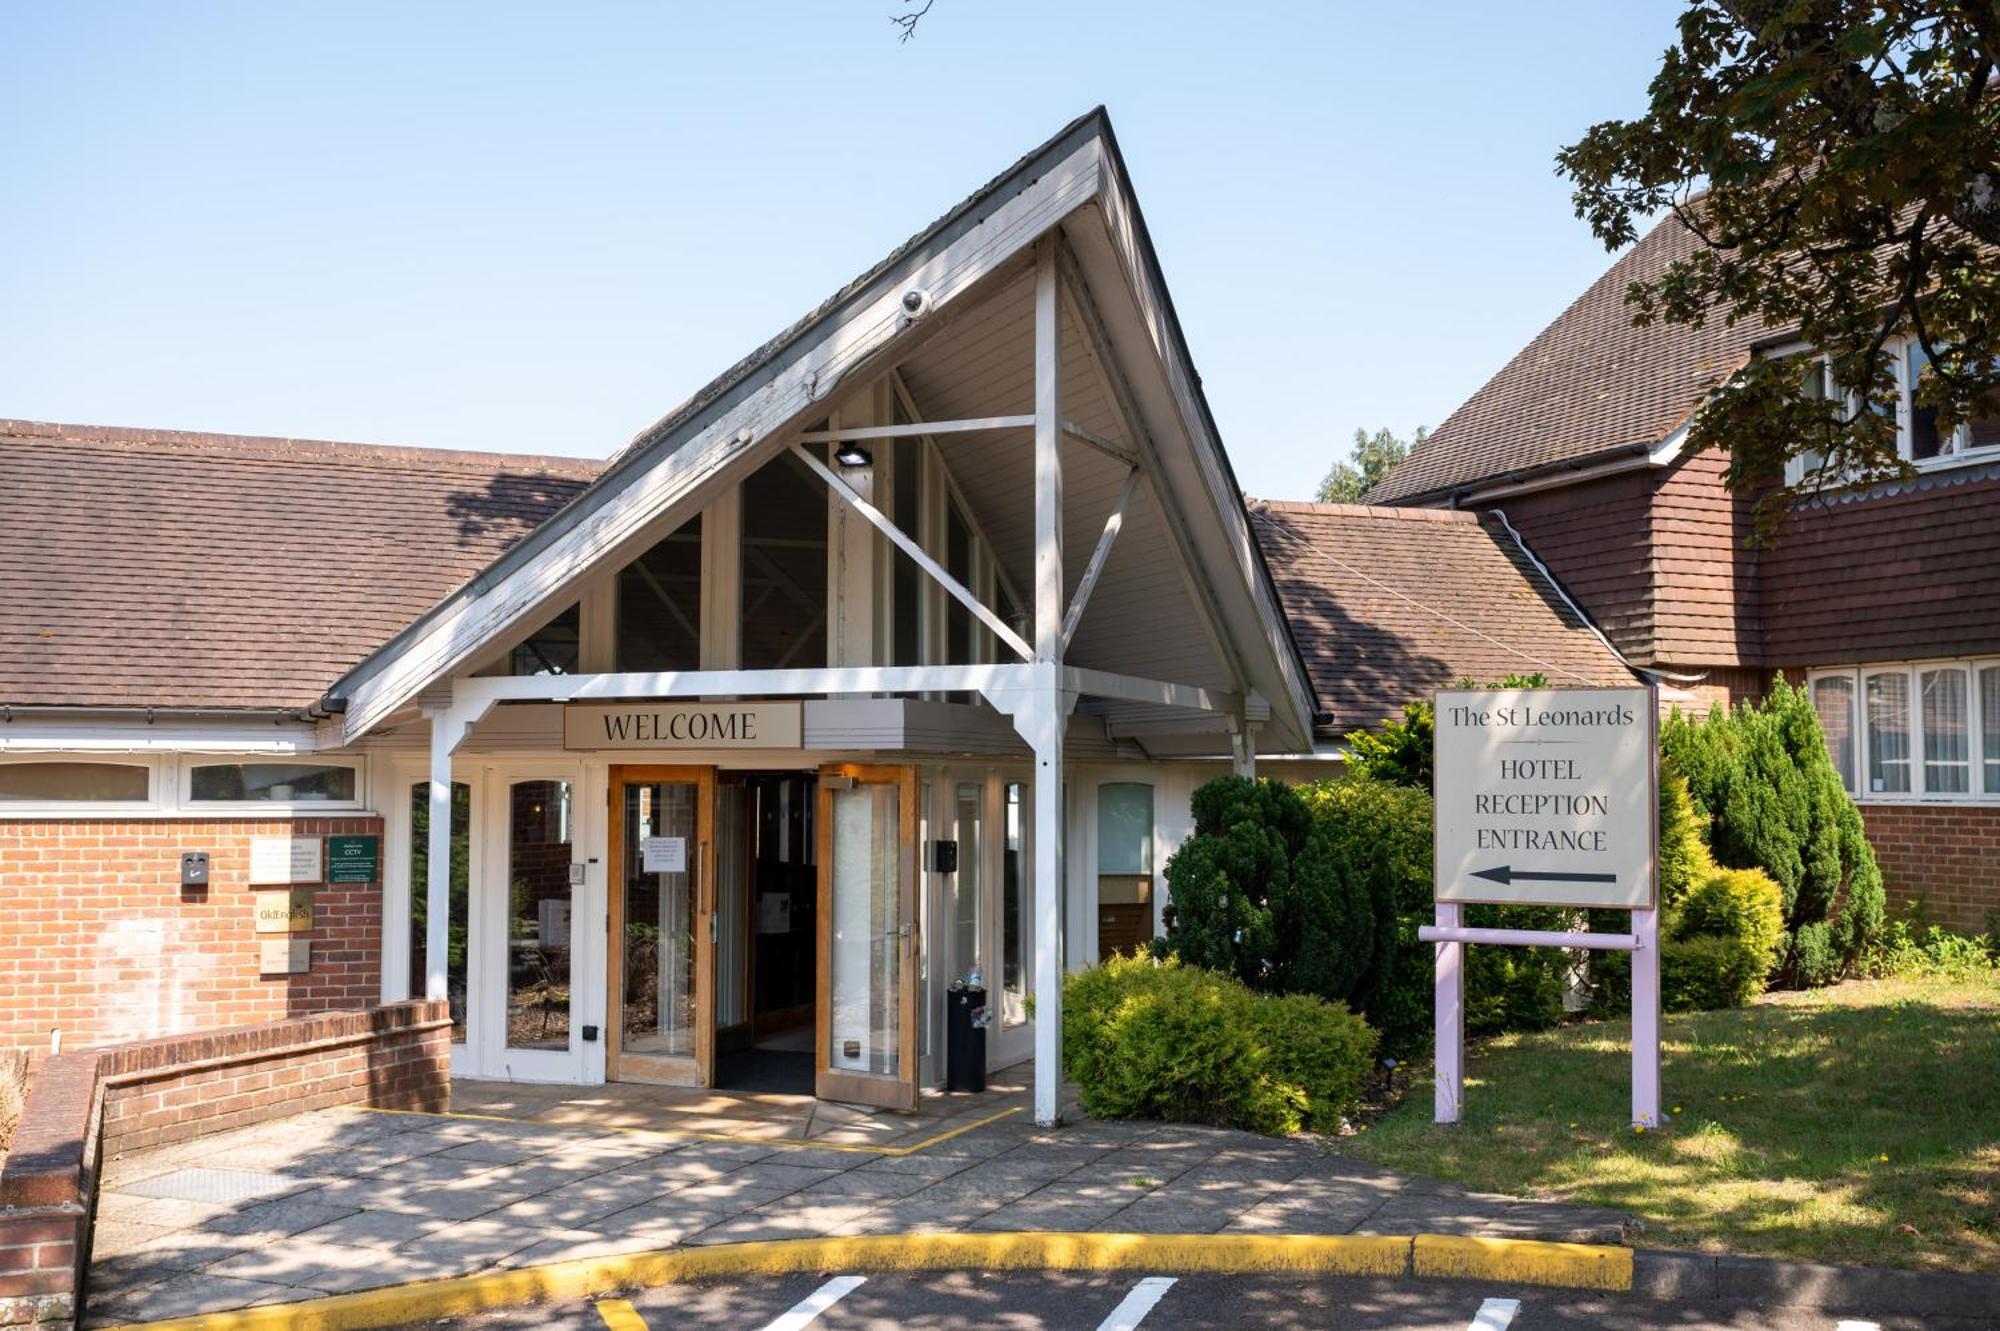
[253,888,314,934]
[564,701,802,751]
[1434,686,1656,909]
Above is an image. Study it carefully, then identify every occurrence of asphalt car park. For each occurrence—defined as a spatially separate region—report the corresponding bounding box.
[431,1271,1986,1331]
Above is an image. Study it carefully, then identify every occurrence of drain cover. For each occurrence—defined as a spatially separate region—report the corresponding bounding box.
[118,1167,312,1204]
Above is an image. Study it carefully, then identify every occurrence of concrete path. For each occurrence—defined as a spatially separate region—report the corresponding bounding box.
[83,1101,1625,1327]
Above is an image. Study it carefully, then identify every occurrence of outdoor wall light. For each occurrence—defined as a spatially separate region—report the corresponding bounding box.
[834,441,873,468]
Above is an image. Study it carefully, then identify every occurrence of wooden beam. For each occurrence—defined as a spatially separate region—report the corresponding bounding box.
[1059,467,1141,652]
[797,416,1034,444]
[788,444,1033,662]
[1061,418,1139,467]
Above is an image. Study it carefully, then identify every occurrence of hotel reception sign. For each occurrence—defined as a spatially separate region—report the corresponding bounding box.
[563,701,803,751]
[1434,686,1656,909]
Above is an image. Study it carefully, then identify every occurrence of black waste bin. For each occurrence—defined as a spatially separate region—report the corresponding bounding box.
[946,985,987,1093]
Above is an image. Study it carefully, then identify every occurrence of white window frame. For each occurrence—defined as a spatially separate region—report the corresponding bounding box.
[1783,340,2000,485]
[179,755,368,814]
[0,754,166,816]
[1809,658,2000,805]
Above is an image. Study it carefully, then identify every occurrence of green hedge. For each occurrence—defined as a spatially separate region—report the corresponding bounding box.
[1663,677,1884,983]
[1591,864,1785,1014]
[1061,953,1376,1135]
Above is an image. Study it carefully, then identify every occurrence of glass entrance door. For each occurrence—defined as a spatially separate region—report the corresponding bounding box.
[492,771,585,1081]
[609,766,715,1086]
[816,764,919,1109]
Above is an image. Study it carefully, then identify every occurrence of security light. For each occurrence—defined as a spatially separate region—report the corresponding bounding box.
[835,442,873,468]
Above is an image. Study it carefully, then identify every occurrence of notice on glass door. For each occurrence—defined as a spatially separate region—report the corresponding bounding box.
[641,836,687,874]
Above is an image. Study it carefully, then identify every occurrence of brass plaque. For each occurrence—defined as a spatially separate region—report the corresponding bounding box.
[252,888,314,934]
[259,938,310,975]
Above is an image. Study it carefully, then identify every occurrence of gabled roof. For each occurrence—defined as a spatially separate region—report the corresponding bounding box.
[0,420,599,711]
[322,108,1323,750]
[1367,213,1767,504]
[1248,499,1637,737]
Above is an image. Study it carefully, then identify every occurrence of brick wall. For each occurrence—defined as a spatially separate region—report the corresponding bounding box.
[0,816,383,1053]
[0,1001,448,1330]
[1860,803,2000,933]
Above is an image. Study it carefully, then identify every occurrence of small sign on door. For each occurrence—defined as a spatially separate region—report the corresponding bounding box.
[641,836,687,874]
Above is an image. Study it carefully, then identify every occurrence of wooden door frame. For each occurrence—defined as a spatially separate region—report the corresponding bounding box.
[606,764,716,1086]
[815,762,920,1110]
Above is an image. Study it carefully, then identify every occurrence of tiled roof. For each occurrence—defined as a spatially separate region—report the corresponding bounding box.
[1,420,602,711]
[1247,499,1637,738]
[1367,213,1766,503]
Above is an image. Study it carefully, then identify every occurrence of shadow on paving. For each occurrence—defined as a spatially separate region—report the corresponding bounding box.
[81,1100,1626,1328]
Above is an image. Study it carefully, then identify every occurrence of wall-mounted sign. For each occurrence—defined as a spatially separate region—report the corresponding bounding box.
[564,701,803,751]
[253,888,314,934]
[1434,686,1656,909]
[325,835,380,884]
[249,836,322,885]
[259,938,311,975]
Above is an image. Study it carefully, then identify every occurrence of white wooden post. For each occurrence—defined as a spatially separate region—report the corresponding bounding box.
[423,707,468,1007]
[1031,238,1065,1127]
[1631,905,1662,1127]
[1433,900,1464,1122]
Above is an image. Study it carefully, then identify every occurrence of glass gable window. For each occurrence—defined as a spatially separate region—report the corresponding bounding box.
[1812,674,1857,794]
[511,603,580,676]
[0,761,151,804]
[741,452,827,670]
[189,762,357,804]
[616,516,703,672]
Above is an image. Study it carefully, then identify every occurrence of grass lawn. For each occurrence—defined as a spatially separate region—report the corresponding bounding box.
[1343,975,2000,1272]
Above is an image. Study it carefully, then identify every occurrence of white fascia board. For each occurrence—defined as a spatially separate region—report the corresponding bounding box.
[0,716,328,754]
[1077,152,1319,750]
[332,142,1108,745]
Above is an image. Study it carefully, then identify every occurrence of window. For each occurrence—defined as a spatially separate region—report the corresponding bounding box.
[1001,780,1026,1027]
[1095,782,1154,962]
[1816,659,2000,802]
[616,517,702,672]
[187,761,358,805]
[740,452,827,670]
[1920,666,1971,794]
[1784,339,2000,485]
[1864,671,1912,794]
[511,603,580,676]
[0,760,152,804]
[1984,667,2000,794]
[1811,674,1856,794]
[409,780,470,1041]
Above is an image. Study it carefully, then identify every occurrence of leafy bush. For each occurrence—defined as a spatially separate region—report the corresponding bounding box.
[1158,776,1392,1010]
[1247,991,1378,1131]
[1592,864,1785,1013]
[1061,954,1375,1135]
[1296,777,1430,1046]
[1663,677,1885,984]
[1658,770,1717,909]
[1861,920,1999,980]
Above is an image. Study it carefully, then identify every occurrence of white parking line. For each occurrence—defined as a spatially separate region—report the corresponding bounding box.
[759,1275,867,1331]
[1097,1276,1178,1330]
[1835,1323,1883,1331]
[1467,1297,1521,1330]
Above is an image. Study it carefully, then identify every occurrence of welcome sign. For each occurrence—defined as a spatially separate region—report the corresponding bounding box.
[1434,686,1656,909]
[563,701,803,751]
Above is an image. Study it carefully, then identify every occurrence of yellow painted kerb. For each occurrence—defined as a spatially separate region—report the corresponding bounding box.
[1412,1234,1633,1291]
[99,1231,1633,1331]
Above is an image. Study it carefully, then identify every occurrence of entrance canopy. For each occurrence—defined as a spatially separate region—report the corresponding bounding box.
[322,109,1318,759]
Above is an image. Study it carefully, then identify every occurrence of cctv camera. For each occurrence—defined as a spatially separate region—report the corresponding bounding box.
[901,288,933,319]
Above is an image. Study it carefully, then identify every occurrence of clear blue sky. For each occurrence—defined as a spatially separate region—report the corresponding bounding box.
[0,2,1682,500]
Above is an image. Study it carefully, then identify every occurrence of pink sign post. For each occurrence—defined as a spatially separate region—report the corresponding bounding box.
[1425,685,1662,1129]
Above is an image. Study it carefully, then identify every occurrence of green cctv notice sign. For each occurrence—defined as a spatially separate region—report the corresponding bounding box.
[325,834,380,884]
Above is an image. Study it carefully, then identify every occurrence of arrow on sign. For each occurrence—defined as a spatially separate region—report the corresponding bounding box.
[1472,865,1617,886]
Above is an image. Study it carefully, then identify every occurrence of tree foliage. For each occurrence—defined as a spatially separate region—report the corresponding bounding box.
[1316,426,1428,502]
[1558,1,2000,529]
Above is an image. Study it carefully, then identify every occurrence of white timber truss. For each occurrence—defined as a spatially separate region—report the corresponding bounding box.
[420,239,1258,1126]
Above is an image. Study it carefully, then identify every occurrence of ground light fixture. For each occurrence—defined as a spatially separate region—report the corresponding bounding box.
[834,441,872,467]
